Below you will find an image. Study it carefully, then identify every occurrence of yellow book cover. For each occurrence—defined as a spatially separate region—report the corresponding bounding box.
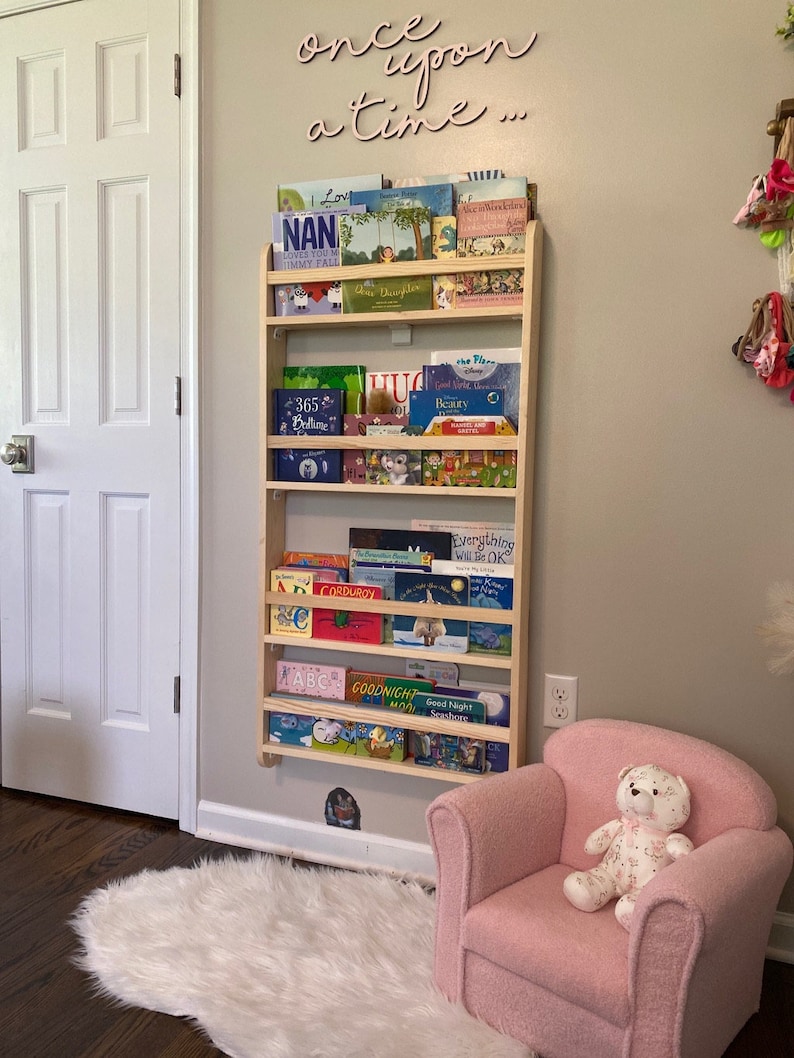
[270,569,314,637]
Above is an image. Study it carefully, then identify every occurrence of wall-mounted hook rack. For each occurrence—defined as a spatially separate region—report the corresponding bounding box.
[767,98,794,153]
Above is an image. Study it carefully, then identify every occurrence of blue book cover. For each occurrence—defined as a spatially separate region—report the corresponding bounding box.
[350,183,454,218]
[408,690,486,722]
[431,561,514,656]
[408,388,504,430]
[392,571,469,653]
[425,683,511,773]
[274,388,342,483]
[271,206,364,317]
[423,362,521,431]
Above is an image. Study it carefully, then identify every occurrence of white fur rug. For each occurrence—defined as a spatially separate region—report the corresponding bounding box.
[72,854,535,1058]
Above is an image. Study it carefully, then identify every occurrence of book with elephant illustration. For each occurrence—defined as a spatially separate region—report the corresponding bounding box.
[391,571,470,653]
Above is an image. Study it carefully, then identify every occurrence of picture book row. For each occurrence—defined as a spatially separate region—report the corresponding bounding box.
[268,656,509,776]
[270,168,537,314]
[269,521,514,658]
[274,349,519,487]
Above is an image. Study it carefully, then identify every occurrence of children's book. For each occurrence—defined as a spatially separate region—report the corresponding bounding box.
[409,690,487,722]
[342,413,408,483]
[423,361,521,431]
[455,268,525,309]
[410,519,515,564]
[429,348,521,368]
[282,365,365,414]
[277,174,384,212]
[269,569,313,637]
[345,670,434,709]
[365,368,423,416]
[431,216,457,309]
[339,208,432,265]
[363,432,422,487]
[421,448,517,488]
[412,731,486,773]
[405,658,459,686]
[349,547,433,573]
[311,717,358,755]
[356,722,407,762]
[270,206,364,316]
[269,710,314,747]
[349,565,399,642]
[348,527,452,561]
[454,177,528,205]
[422,416,516,437]
[311,582,383,645]
[432,561,514,655]
[392,169,502,188]
[339,208,433,313]
[445,681,511,772]
[456,197,528,256]
[350,183,453,219]
[391,571,469,653]
[273,388,343,483]
[282,551,349,576]
[275,661,347,700]
[408,388,504,431]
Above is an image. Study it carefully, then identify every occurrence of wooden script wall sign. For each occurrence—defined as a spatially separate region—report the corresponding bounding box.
[297,14,538,142]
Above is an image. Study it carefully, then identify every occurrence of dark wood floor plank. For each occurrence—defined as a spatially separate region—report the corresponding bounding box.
[0,786,791,1057]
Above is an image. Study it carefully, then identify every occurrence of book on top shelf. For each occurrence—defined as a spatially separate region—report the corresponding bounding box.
[456,197,528,257]
[454,176,528,205]
[338,208,433,314]
[392,169,502,189]
[276,174,384,213]
[349,183,453,218]
[270,206,363,317]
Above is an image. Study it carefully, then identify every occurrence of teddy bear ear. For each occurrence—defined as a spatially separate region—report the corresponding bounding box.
[618,765,635,780]
[676,776,691,800]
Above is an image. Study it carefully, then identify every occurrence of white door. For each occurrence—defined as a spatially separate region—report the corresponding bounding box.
[0,0,182,817]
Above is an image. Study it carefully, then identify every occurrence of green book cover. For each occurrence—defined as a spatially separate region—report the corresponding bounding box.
[339,208,432,265]
[341,275,432,314]
[282,365,365,414]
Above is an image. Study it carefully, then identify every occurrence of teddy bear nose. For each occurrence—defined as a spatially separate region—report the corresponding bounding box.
[631,788,641,796]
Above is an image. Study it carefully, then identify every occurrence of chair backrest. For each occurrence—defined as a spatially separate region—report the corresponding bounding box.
[544,718,779,870]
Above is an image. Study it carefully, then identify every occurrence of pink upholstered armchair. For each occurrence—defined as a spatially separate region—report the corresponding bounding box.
[426,718,793,1058]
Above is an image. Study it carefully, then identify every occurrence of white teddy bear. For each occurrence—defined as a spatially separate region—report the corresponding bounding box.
[562,763,694,930]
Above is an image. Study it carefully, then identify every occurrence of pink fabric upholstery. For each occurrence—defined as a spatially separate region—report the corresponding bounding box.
[426,719,793,1058]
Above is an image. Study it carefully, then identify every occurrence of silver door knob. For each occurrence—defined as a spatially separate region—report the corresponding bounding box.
[1,435,34,473]
[1,442,25,465]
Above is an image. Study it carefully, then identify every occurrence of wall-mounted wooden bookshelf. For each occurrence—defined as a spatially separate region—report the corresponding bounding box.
[257,221,543,783]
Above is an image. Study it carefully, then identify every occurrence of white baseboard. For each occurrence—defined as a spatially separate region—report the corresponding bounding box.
[195,800,794,962]
[768,911,794,964]
[195,800,436,885]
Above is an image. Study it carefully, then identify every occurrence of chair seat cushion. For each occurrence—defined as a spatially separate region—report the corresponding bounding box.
[462,863,631,1028]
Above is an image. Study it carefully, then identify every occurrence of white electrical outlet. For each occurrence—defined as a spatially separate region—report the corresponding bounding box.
[543,673,578,727]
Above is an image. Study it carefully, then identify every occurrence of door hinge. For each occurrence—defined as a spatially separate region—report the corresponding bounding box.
[174,375,182,416]
[173,675,181,714]
[174,53,182,98]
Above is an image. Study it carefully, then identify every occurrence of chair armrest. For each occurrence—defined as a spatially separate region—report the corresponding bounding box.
[627,826,793,1058]
[426,764,565,1001]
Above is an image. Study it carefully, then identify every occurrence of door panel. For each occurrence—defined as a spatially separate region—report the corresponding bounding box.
[0,0,181,817]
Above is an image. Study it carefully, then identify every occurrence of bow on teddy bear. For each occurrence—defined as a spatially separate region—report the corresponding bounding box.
[563,764,694,931]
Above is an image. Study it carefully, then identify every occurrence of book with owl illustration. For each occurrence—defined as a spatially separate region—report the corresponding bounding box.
[391,571,470,653]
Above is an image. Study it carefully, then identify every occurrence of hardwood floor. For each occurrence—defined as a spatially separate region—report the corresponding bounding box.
[0,786,791,1057]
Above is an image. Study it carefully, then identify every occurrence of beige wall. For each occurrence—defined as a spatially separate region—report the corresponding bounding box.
[200,0,794,908]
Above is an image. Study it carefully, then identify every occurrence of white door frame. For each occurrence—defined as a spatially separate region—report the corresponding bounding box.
[0,0,200,834]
